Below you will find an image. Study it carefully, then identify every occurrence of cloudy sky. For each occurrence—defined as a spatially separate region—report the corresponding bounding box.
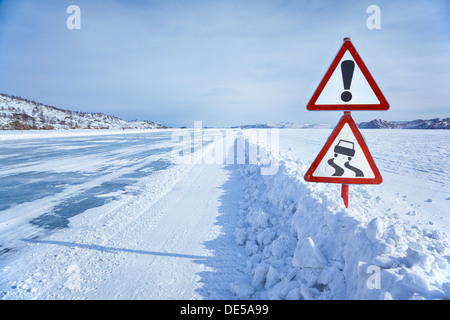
[0,0,449,127]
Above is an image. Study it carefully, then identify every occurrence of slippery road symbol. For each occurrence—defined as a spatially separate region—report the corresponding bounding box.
[304,113,383,184]
[327,158,344,176]
[328,139,364,177]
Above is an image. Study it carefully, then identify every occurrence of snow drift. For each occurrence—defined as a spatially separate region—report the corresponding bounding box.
[231,131,450,300]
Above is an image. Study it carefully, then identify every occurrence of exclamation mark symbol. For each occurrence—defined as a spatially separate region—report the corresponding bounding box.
[340,60,355,102]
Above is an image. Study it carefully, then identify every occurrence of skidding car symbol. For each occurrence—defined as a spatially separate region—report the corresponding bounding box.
[334,139,355,160]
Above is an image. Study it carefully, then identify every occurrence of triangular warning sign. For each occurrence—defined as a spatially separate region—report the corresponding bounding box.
[304,113,382,184]
[307,38,389,111]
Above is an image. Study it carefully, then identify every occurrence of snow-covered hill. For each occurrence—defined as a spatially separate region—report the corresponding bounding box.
[0,94,168,130]
[359,118,450,129]
[234,122,333,129]
[237,118,450,130]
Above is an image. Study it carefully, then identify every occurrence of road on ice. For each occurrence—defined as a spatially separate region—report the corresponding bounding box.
[1,128,449,300]
[0,130,247,299]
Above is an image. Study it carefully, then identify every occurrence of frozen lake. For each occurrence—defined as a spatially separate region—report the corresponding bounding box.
[0,128,449,300]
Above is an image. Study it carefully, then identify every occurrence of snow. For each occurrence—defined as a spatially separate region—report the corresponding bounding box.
[0,127,449,300]
[229,128,450,300]
[0,129,163,141]
[292,237,327,269]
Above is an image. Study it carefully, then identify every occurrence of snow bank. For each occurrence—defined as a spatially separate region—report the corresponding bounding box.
[231,132,450,300]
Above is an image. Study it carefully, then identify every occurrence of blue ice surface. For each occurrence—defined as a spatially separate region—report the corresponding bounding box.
[0,131,186,231]
[30,158,172,230]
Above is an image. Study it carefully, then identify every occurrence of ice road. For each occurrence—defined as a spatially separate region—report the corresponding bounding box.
[0,128,449,300]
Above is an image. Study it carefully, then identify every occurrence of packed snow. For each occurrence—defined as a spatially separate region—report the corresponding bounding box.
[0,127,449,300]
[232,128,450,299]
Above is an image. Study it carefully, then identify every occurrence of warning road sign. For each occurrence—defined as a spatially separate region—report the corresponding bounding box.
[307,38,389,111]
[304,113,382,184]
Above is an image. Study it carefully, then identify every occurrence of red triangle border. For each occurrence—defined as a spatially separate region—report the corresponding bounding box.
[304,114,383,184]
[306,39,389,111]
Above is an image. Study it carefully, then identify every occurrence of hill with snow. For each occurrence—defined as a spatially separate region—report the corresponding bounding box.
[236,118,450,130]
[234,122,333,129]
[359,118,450,129]
[0,94,168,130]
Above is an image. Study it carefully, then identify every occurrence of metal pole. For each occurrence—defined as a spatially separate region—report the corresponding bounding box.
[342,110,351,208]
[341,184,349,208]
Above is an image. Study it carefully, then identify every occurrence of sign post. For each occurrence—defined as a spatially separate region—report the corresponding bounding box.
[341,184,349,208]
[304,37,388,208]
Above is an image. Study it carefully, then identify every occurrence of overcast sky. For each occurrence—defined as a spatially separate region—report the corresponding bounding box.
[0,0,449,127]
